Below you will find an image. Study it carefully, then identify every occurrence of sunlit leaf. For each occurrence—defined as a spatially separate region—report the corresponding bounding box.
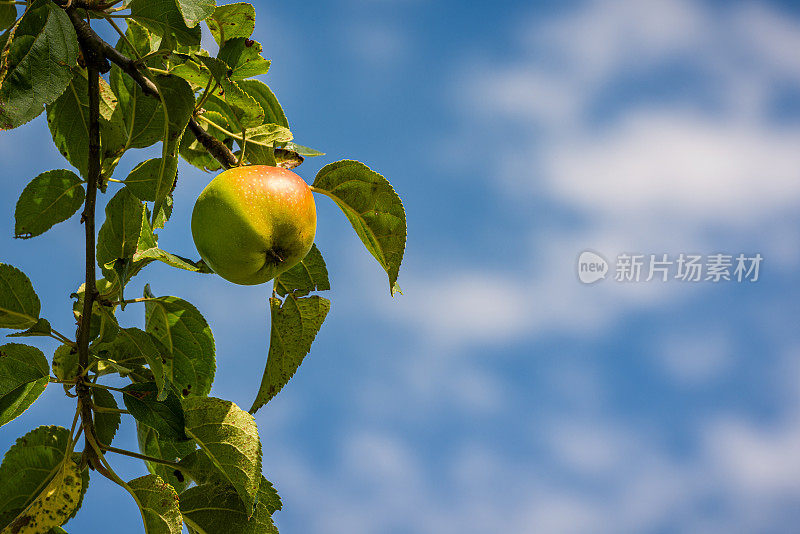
[182,397,261,515]
[249,295,329,413]
[313,160,406,294]
[14,170,84,239]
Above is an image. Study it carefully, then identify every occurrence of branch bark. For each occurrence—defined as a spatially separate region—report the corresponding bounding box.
[76,58,101,470]
[65,6,237,169]
[188,118,237,169]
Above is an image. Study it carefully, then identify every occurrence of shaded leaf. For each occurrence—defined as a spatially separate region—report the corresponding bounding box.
[113,328,169,400]
[178,450,282,515]
[128,474,183,534]
[124,158,177,202]
[96,188,149,279]
[51,344,78,382]
[0,5,15,32]
[14,170,84,239]
[0,264,40,330]
[250,296,329,414]
[274,244,330,298]
[92,388,120,447]
[46,69,127,178]
[6,318,52,339]
[151,74,195,221]
[0,0,79,129]
[137,424,195,493]
[0,343,48,427]
[182,397,261,515]
[313,160,406,294]
[179,479,279,534]
[144,287,215,398]
[123,382,187,441]
[205,3,255,45]
[179,111,230,172]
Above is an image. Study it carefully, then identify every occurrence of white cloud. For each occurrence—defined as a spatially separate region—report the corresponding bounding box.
[655,329,734,385]
[545,111,800,222]
[288,1,800,532]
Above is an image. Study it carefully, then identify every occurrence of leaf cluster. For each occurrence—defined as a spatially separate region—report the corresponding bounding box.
[0,1,407,533]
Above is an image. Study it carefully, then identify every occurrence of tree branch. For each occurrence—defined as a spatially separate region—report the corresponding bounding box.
[188,118,237,169]
[65,7,237,169]
[76,56,102,471]
[65,7,158,96]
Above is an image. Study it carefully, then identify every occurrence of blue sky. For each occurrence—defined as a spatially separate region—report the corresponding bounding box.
[2,0,800,532]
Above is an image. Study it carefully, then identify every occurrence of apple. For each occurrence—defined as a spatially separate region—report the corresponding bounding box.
[191,165,316,285]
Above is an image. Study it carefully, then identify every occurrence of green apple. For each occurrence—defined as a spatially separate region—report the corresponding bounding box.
[191,165,317,285]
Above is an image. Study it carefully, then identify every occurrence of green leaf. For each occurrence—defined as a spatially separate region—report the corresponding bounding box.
[205,87,264,129]
[2,454,84,534]
[116,328,169,401]
[93,327,157,381]
[0,426,79,529]
[238,80,287,128]
[282,142,324,157]
[96,188,149,278]
[151,74,194,222]
[0,0,79,129]
[51,344,78,382]
[182,397,261,515]
[128,474,183,534]
[205,2,255,45]
[72,279,119,345]
[123,382,187,441]
[217,38,270,80]
[110,65,162,150]
[179,478,279,534]
[274,244,330,298]
[93,388,121,447]
[124,158,177,202]
[250,295,330,414]
[179,111,230,172]
[137,424,195,493]
[179,451,282,515]
[0,5,15,32]
[6,318,52,339]
[133,248,213,274]
[129,0,201,47]
[14,170,85,239]
[153,196,174,231]
[0,263,40,329]
[313,160,407,295]
[0,343,48,427]
[176,0,216,28]
[133,248,212,273]
[144,287,215,398]
[47,69,127,178]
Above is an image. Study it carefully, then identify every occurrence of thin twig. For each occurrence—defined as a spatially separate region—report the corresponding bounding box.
[101,444,187,471]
